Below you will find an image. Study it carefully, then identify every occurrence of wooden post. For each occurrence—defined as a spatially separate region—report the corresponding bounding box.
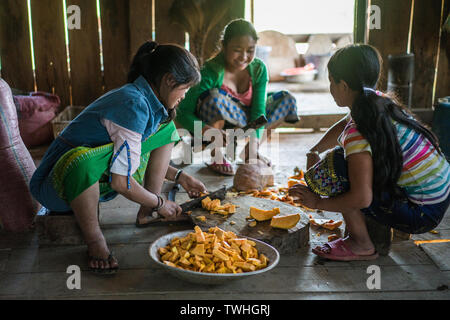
[435,0,449,102]
[353,0,368,44]
[31,0,71,108]
[100,0,131,92]
[155,0,185,46]
[410,0,443,109]
[67,0,103,107]
[0,0,35,92]
[203,0,246,61]
[368,0,412,91]
[129,0,154,61]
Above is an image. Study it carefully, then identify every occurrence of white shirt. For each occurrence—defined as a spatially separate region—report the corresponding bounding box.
[101,118,142,176]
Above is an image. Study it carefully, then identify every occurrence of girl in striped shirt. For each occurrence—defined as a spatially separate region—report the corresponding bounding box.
[289,44,450,261]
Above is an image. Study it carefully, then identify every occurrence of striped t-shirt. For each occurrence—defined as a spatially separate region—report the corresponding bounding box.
[338,117,450,205]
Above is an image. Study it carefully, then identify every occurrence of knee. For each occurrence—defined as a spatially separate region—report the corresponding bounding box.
[200,89,222,104]
[283,91,297,104]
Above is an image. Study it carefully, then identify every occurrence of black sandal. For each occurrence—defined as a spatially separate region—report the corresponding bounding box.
[87,251,119,274]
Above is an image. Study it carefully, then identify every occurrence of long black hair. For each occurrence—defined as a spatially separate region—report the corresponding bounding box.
[128,41,201,121]
[328,44,442,202]
[221,18,259,47]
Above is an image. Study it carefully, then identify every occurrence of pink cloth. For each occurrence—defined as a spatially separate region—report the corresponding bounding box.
[14,92,60,147]
[220,79,253,106]
[0,79,40,232]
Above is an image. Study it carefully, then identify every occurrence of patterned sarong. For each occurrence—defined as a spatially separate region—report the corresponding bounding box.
[304,146,449,233]
[196,89,299,128]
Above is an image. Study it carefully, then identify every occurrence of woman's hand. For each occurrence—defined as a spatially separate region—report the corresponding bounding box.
[306,151,321,170]
[288,184,320,209]
[179,172,207,198]
[157,200,182,221]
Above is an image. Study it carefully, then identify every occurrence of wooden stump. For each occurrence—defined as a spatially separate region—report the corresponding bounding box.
[189,195,310,254]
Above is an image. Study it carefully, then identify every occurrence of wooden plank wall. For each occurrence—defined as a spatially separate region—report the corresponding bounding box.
[30,0,71,108]
[100,0,131,93]
[410,0,444,109]
[368,0,411,92]
[368,0,449,109]
[435,0,449,101]
[67,0,103,106]
[0,0,35,92]
[0,0,244,109]
[203,0,246,61]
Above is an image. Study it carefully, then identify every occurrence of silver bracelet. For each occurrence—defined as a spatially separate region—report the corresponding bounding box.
[174,169,183,184]
[151,194,165,218]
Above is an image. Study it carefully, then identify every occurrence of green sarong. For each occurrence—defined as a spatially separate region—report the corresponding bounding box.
[51,121,180,203]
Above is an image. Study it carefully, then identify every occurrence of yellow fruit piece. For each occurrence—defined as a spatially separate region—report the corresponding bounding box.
[249,207,280,221]
[194,225,206,243]
[328,234,339,241]
[158,227,269,274]
[248,221,257,227]
[309,218,343,231]
[287,179,301,188]
[270,213,300,229]
[191,243,205,256]
[197,215,206,222]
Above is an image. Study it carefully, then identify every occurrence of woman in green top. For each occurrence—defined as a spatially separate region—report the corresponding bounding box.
[176,19,299,175]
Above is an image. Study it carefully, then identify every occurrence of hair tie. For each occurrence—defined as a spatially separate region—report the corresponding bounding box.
[363,87,386,97]
[363,87,376,93]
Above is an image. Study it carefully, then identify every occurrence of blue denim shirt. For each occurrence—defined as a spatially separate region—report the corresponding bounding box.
[60,75,168,147]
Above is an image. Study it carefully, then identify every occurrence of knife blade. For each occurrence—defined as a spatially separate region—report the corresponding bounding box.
[180,185,227,213]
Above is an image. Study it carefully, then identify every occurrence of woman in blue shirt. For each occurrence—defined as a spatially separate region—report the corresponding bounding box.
[30,42,206,274]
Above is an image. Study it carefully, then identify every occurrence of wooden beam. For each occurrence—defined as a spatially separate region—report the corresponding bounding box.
[67,0,103,106]
[368,0,412,91]
[410,0,443,109]
[31,0,71,108]
[204,0,246,61]
[100,0,130,91]
[0,0,35,92]
[129,0,153,61]
[353,0,368,44]
[435,0,449,103]
[155,0,185,46]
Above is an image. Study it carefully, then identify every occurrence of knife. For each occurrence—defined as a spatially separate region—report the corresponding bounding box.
[179,185,227,213]
[151,185,227,223]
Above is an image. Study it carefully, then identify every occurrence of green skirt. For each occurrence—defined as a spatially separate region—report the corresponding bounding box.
[51,122,180,203]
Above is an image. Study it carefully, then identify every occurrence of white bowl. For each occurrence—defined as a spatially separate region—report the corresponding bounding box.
[282,70,318,83]
[149,230,280,285]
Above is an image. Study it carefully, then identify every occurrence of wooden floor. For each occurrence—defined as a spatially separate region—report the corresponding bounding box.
[1,132,449,300]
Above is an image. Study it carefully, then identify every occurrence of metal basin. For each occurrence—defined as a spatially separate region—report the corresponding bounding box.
[149,230,280,285]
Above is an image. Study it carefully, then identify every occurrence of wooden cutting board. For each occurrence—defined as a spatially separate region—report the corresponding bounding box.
[189,194,310,254]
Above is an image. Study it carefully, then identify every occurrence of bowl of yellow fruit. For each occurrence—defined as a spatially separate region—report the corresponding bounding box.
[149,226,280,285]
